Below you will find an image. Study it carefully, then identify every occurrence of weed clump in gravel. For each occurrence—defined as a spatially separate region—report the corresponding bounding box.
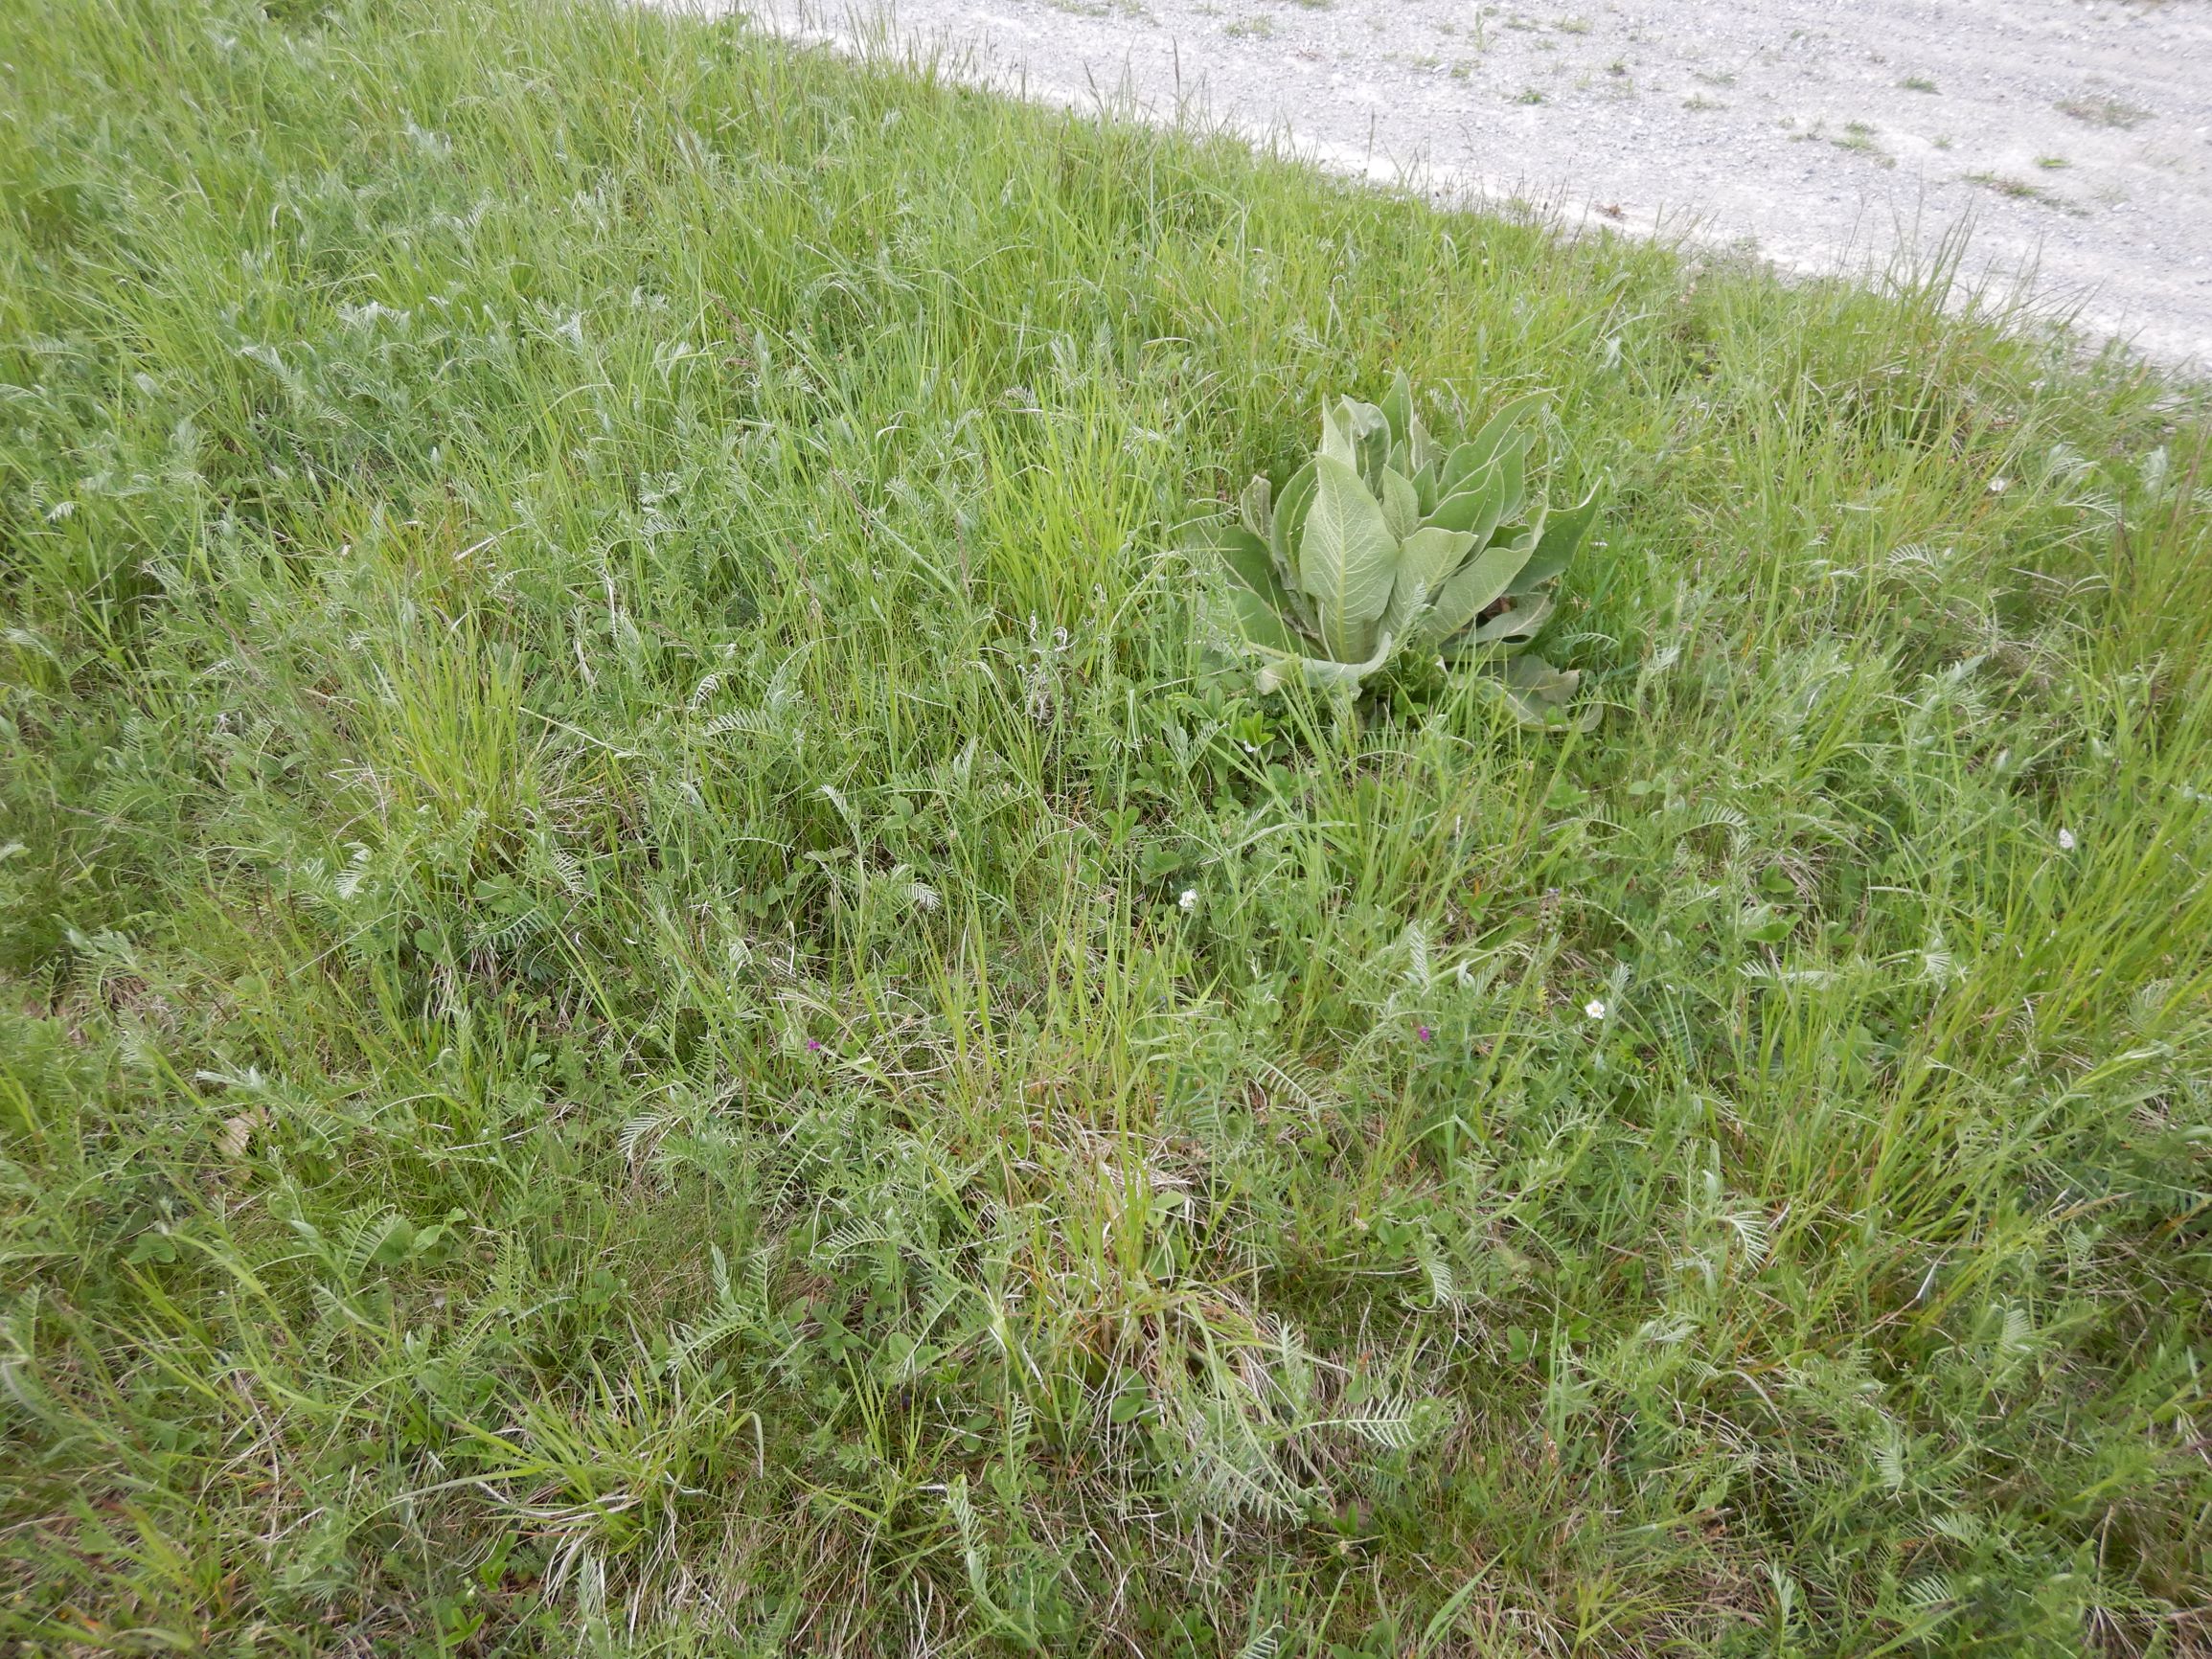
[2056,91,2153,128]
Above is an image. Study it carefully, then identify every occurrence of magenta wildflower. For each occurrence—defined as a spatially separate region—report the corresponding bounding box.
[1417,1025,1433,1042]
[806,1039,823,1052]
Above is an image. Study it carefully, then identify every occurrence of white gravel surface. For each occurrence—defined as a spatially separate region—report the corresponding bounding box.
[652,0,2212,368]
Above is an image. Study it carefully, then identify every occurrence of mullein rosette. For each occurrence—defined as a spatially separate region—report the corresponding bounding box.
[1193,374,1603,725]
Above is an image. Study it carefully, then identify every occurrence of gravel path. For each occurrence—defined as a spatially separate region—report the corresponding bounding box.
[652,0,2212,368]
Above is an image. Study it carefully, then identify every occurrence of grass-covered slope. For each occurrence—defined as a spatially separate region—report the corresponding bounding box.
[2,0,2208,1650]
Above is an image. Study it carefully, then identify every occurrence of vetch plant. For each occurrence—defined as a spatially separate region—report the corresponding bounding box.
[1193,374,1602,723]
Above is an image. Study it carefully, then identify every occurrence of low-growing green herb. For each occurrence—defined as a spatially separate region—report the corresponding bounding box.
[1193,375,1600,722]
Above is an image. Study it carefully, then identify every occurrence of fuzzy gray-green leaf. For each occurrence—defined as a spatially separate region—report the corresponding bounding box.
[1473,592,1554,645]
[1239,474,1272,542]
[1214,379,1599,700]
[1270,459,1317,587]
[1384,526,1474,639]
[1227,584,1306,654]
[1438,391,1541,492]
[1318,401,1357,472]
[1426,460,1509,544]
[1463,390,1547,474]
[1408,407,1440,475]
[1189,520,1311,657]
[1380,466,1422,541]
[1299,455,1400,658]
[1492,436,1528,526]
[1253,628,1397,696]
[1344,398,1390,490]
[1494,652,1583,725]
[1507,482,1602,595]
[1199,522,1289,604]
[1420,534,1533,643]
[1380,371,1414,453]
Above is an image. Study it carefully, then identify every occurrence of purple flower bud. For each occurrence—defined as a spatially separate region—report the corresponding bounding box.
[806,1039,823,1051]
[1417,1026,1433,1042]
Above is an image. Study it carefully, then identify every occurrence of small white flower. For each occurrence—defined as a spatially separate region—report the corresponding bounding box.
[1585,999,1608,1020]
[1988,476,2010,495]
[2057,827,2076,852]
[1178,888,1198,913]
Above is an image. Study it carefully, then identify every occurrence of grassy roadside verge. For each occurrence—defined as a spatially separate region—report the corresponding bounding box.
[3,0,2209,1651]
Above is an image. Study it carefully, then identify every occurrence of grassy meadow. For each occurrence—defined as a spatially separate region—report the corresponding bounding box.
[2,0,2210,1650]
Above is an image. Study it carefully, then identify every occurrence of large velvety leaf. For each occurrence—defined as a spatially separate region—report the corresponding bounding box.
[1491,436,1528,527]
[1380,370,1414,454]
[1427,460,1508,543]
[1184,520,1309,656]
[1321,396,1390,489]
[1412,459,1440,517]
[1228,584,1307,654]
[1195,520,1311,652]
[1380,466,1422,541]
[1384,526,1473,640]
[1270,459,1317,591]
[1298,454,1401,660]
[1420,534,1534,643]
[1197,521,1288,602]
[1318,401,1357,472]
[1472,592,1554,645]
[1238,474,1272,541]
[1507,483,1603,595]
[1351,403,1391,492]
[1407,407,1440,476]
[1439,391,1542,492]
[1252,628,1397,696]
[1461,390,1547,477]
[1494,652,1585,727]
